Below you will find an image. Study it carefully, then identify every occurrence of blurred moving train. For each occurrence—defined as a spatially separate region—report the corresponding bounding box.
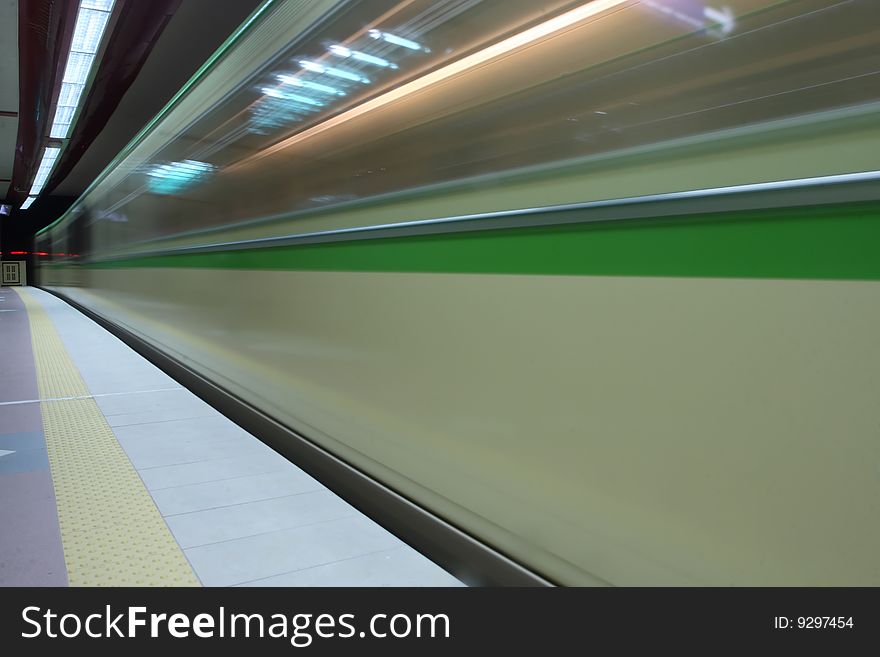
[36,0,880,585]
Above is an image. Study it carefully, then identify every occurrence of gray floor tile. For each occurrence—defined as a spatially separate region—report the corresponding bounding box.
[240,547,464,587]
[95,388,201,415]
[139,451,290,490]
[97,387,217,428]
[166,490,358,548]
[0,432,49,475]
[118,434,275,470]
[0,430,46,451]
[0,446,49,475]
[113,414,253,445]
[106,407,218,428]
[76,370,182,395]
[185,515,405,586]
[152,468,324,516]
[0,403,43,435]
[0,530,69,586]
[0,471,67,586]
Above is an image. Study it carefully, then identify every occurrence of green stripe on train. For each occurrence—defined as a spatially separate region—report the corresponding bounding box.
[87,201,880,279]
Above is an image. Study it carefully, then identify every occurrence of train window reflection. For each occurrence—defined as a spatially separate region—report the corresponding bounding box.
[66,0,880,252]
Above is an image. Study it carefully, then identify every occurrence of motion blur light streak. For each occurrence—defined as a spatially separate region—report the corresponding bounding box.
[277,74,346,96]
[368,29,428,52]
[328,44,399,69]
[640,0,736,36]
[298,60,371,83]
[234,0,631,167]
[251,10,436,135]
[262,88,325,106]
[146,160,216,195]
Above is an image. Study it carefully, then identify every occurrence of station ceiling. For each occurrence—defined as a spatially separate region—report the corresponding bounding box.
[0,0,17,201]
[1,0,262,231]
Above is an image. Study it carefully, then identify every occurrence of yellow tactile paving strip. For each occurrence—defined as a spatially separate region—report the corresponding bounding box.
[15,288,200,586]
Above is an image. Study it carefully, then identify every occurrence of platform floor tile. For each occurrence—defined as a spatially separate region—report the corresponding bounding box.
[19,287,463,587]
[241,547,466,587]
[15,288,199,586]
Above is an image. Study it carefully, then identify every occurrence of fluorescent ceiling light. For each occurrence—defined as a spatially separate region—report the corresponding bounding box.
[81,0,114,10]
[20,197,37,210]
[53,105,77,125]
[49,1,115,141]
[50,122,72,139]
[27,0,115,203]
[62,52,96,85]
[30,147,62,195]
[70,8,111,53]
[58,81,86,106]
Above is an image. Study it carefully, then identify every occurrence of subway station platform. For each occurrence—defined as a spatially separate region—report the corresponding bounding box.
[0,286,462,587]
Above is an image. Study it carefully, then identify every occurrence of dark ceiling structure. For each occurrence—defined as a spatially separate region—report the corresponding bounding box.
[1,0,263,252]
